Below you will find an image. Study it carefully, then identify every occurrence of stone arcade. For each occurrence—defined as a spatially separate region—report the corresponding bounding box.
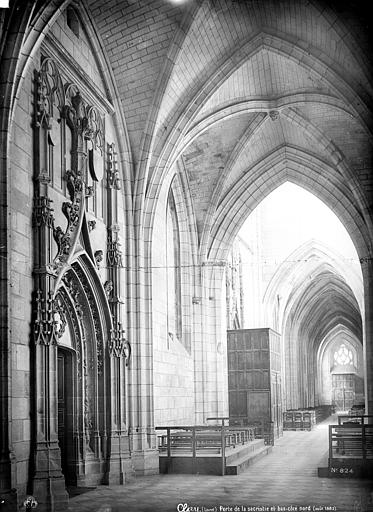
[0,1,372,511]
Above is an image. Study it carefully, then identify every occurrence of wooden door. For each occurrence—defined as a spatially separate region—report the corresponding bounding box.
[58,352,67,475]
[57,349,75,484]
[332,374,355,412]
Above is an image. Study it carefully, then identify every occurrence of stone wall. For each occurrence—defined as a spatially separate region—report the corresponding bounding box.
[152,177,195,426]
[10,60,34,499]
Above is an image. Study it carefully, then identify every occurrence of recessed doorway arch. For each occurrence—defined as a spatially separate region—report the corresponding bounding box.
[225,177,365,412]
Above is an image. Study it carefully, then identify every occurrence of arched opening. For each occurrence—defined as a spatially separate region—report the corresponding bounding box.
[227,182,364,416]
[330,341,361,412]
[317,327,365,414]
[53,254,115,488]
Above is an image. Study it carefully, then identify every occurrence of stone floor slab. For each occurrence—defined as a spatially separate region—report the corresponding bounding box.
[68,418,373,512]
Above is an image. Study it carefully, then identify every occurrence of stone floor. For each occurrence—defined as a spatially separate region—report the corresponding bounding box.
[68,418,373,512]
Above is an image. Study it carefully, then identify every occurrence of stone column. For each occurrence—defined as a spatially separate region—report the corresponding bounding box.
[128,247,159,475]
[192,284,205,425]
[107,314,133,483]
[361,257,373,415]
[30,81,87,509]
[105,143,133,483]
[31,177,68,512]
[210,263,229,418]
[199,260,229,422]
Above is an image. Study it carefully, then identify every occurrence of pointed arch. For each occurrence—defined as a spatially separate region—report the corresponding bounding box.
[316,324,364,406]
[282,266,362,409]
[53,252,114,484]
[208,146,372,264]
[140,30,373,234]
[263,239,363,333]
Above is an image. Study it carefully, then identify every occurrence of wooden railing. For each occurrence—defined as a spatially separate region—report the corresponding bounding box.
[329,424,373,461]
[228,418,275,445]
[338,415,373,425]
[155,425,256,476]
[284,405,334,425]
[206,416,230,426]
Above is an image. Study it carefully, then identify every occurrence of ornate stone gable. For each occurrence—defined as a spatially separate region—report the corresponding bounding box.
[34,56,105,278]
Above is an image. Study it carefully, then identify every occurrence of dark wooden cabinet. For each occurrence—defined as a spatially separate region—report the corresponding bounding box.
[332,373,356,412]
[227,328,283,438]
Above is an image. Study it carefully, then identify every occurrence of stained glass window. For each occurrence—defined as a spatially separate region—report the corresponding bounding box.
[334,344,353,365]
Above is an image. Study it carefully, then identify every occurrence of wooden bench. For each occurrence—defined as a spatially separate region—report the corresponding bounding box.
[283,409,316,431]
[157,425,256,454]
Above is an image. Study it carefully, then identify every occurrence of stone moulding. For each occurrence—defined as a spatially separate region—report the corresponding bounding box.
[31,54,134,500]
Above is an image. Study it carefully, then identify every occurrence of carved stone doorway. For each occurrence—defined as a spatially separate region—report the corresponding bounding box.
[57,347,76,486]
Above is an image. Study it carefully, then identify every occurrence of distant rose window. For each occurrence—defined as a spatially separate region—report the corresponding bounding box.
[334,344,353,365]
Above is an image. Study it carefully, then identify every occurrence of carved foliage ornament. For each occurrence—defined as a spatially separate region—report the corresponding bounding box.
[63,87,103,148]
[107,232,123,268]
[34,290,59,345]
[63,271,84,319]
[360,257,372,264]
[109,322,131,362]
[104,280,113,297]
[33,196,55,228]
[269,110,279,121]
[54,294,67,339]
[88,220,96,232]
[107,142,121,189]
[94,250,104,268]
[59,285,83,380]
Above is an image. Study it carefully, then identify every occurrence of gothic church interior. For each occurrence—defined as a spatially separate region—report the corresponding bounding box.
[0,0,372,510]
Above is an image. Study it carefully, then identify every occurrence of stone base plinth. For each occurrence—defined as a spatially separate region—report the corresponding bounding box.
[131,450,159,476]
[32,477,69,512]
[106,456,135,485]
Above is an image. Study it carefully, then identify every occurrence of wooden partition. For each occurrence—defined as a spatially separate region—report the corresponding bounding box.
[227,328,282,439]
